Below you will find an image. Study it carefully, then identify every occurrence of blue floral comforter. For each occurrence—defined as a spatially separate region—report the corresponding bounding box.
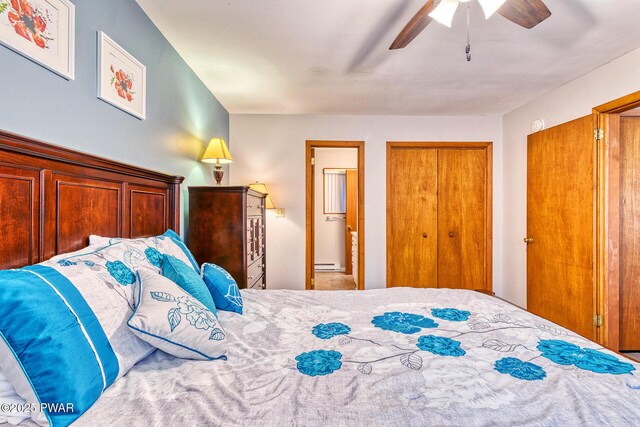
[73,288,640,426]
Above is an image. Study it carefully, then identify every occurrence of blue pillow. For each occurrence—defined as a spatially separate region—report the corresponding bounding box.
[201,263,243,314]
[162,255,217,316]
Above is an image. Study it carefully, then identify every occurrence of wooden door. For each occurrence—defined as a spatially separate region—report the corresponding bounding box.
[527,115,596,340]
[620,116,640,350]
[309,148,316,288]
[437,149,487,290]
[345,169,358,275]
[387,148,438,287]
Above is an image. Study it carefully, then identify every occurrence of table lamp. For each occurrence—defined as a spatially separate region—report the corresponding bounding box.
[202,138,233,185]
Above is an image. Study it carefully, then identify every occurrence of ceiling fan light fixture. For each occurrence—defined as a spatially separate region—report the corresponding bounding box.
[428,0,460,28]
[477,0,508,19]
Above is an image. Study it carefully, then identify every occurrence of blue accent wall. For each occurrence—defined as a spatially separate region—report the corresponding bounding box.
[0,0,229,233]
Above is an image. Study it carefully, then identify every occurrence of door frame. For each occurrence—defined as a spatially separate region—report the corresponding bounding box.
[306,140,365,290]
[593,90,640,349]
[386,141,493,290]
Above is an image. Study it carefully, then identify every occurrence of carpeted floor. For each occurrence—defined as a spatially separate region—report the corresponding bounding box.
[314,272,356,290]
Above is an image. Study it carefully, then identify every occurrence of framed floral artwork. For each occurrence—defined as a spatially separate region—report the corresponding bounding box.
[0,0,75,79]
[97,31,146,120]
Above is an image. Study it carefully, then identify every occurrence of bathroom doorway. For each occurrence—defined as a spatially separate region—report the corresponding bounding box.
[306,141,364,290]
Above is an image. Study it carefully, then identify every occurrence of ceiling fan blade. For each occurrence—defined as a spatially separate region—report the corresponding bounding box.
[389,0,439,50]
[498,0,551,29]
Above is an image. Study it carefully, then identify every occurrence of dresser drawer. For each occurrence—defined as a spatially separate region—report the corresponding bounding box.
[250,274,265,290]
[247,195,264,217]
[248,256,265,285]
[246,217,265,263]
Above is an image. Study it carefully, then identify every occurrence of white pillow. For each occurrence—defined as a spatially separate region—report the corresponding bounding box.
[0,369,29,425]
[128,270,228,361]
[89,230,199,272]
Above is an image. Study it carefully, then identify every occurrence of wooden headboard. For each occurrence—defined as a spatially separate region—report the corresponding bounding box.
[0,130,184,269]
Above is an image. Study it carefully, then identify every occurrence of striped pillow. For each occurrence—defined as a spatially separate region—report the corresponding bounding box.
[0,240,178,426]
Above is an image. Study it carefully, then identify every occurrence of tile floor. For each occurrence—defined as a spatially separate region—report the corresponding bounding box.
[314,272,356,290]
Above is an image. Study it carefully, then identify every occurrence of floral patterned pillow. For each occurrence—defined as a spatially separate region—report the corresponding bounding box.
[127,270,228,361]
[48,235,196,309]
[89,230,199,271]
[201,263,243,314]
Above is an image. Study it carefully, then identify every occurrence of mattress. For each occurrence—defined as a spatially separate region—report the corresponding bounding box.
[72,288,640,426]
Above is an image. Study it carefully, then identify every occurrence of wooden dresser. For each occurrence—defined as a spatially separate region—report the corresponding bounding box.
[188,186,266,289]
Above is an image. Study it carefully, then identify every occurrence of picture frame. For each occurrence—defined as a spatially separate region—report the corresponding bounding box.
[97,31,146,120]
[0,0,75,80]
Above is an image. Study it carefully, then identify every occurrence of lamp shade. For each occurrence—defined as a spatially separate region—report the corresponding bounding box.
[249,182,276,209]
[202,138,233,164]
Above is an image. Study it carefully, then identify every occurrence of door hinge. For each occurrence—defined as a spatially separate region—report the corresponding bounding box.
[593,314,603,328]
[311,157,315,166]
[594,128,604,141]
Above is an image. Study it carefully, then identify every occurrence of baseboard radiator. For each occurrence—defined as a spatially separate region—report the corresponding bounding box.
[314,262,342,271]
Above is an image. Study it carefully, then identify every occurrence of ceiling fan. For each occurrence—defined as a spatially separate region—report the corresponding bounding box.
[389,0,551,51]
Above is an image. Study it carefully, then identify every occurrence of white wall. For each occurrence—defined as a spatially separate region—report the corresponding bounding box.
[229,115,503,293]
[314,148,358,269]
[502,46,640,308]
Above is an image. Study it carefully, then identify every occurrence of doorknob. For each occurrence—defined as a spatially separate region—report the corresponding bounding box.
[347,225,353,231]
[524,237,534,244]
[449,232,455,238]
[422,233,428,238]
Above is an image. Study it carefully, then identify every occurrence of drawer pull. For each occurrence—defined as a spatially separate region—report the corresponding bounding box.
[248,203,253,208]
[248,275,254,281]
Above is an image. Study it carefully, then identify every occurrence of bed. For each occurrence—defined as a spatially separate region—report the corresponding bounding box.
[69,287,639,426]
[1,132,639,426]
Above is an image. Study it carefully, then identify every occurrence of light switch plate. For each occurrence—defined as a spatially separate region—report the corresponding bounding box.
[275,208,285,218]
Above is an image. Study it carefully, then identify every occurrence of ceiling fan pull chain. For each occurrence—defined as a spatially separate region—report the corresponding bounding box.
[466,4,471,62]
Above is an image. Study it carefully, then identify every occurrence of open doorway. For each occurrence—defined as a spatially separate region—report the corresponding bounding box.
[593,92,640,353]
[306,141,364,290]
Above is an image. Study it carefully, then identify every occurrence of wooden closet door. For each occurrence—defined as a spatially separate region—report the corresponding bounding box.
[437,149,487,290]
[620,116,640,350]
[387,148,438,287]
[527,115,596,340]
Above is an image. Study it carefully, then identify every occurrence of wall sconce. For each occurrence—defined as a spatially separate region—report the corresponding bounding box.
[249,182,285,218]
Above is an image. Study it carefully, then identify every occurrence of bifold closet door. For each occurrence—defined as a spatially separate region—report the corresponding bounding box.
[387,148,438,287]
[437,149,487,289]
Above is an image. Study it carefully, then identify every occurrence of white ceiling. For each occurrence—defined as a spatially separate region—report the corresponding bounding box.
[136,0,640,115]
